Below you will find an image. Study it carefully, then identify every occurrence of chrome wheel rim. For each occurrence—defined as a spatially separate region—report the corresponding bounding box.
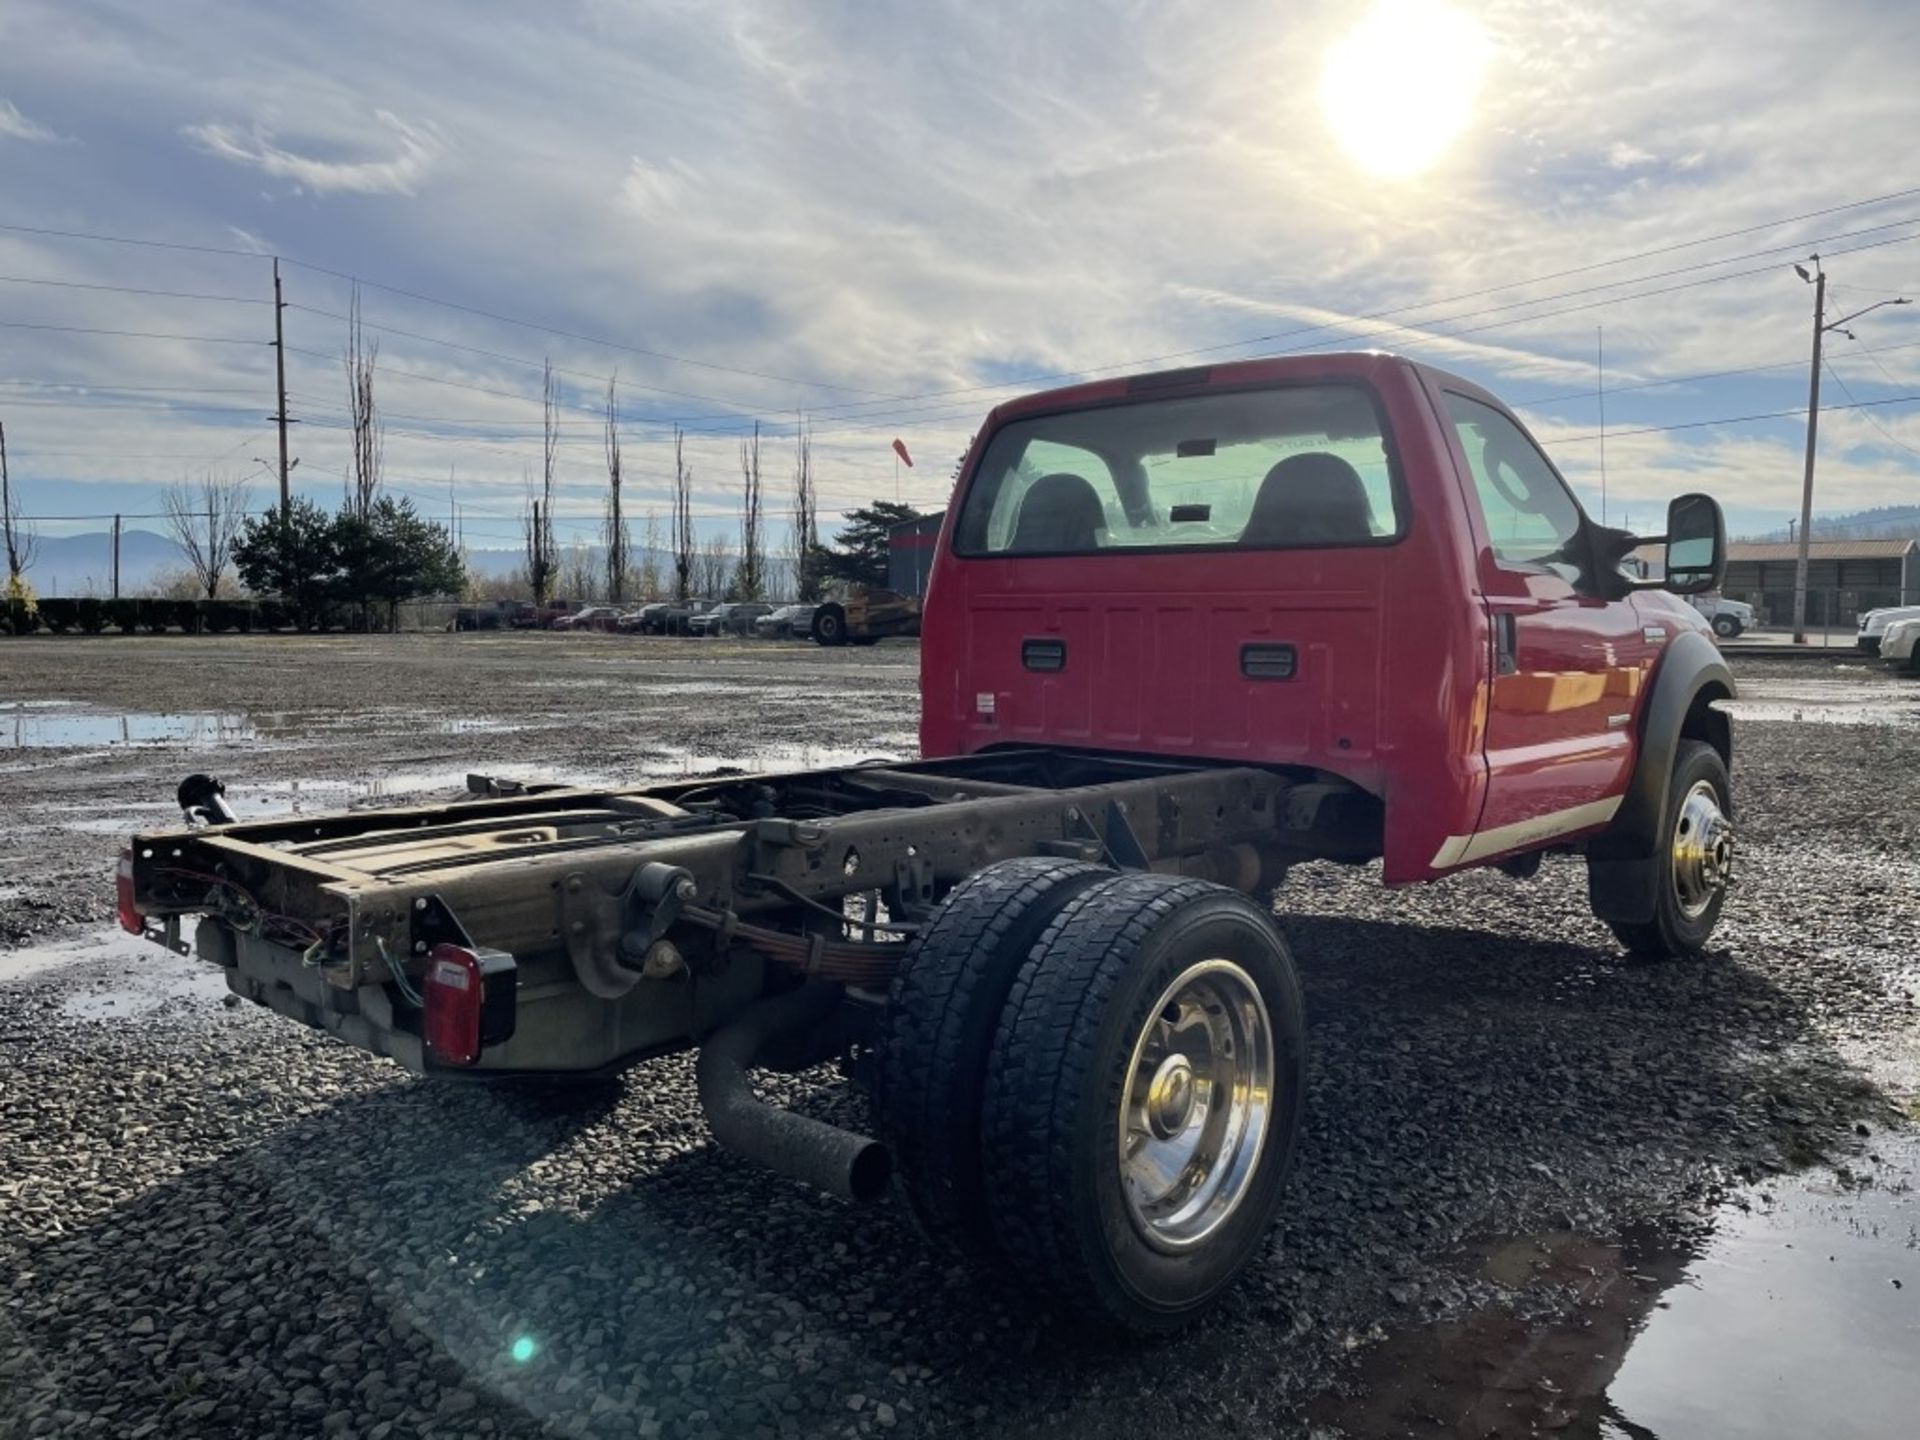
[1672,779,1733,919]
[1117,958,1273,1253]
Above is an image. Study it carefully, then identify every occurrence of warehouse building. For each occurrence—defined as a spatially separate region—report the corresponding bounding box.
[887,513,945,597]
[1720,539,1918,626]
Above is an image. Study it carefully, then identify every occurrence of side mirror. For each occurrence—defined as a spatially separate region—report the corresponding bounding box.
[1662,493,1725,595]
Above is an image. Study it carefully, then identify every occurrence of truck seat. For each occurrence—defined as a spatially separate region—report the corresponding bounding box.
[1241,453,1374,545]
[1008,472,1107,552]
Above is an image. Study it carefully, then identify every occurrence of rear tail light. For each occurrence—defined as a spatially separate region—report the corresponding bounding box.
[116,850,145,935]
[423,943,517,1066]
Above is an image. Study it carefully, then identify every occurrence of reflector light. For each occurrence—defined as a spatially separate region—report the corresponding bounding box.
[425,944,484,1066]
[423,942,517,1067]
[116,851,144,935]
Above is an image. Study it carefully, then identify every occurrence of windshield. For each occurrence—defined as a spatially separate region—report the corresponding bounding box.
[953,383,1401,556]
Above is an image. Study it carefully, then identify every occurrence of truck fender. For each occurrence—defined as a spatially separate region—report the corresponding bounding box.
[1586,630,1734,925]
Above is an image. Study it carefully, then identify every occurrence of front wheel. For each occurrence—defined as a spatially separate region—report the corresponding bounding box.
[812,605,848,646]
[979,873,1306,1332]
[1607,739,1732,960]
[1712,614,1741,639]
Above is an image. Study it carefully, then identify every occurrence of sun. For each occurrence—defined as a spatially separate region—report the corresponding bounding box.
[1320,0,1491,180]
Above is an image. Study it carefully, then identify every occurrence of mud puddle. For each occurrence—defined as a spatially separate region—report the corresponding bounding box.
[1723,673,1920,727]
[4,710,259,748]
[1315,1135,1920,1437]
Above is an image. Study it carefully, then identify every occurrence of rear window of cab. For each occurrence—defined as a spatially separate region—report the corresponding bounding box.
[951,383,1404,557]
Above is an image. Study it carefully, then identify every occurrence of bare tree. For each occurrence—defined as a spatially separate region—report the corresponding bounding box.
[0,419,38,593]
[735,421,764,599]
[791,416,818,601]
[671,425,694,602]
[542,357,559,552]
[603,375,629,605]
[161,472,252,599]
[344,287,383,518]
[559,538,599,604]
[696,531,733,599]
[523,469,555,605]
[637,509,663,599]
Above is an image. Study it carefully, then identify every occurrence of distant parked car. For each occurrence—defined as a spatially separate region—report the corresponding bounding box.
[553,605,622,632]
[754,604,817,638]
[694,602,775,637]
[1880,616,1920,671]
[1858,604,1920,655]
[657,600,720,635]
[619,602,674,634]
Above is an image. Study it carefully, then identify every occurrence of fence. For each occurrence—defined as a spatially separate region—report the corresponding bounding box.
[4,596,607,636]
[1724,586,1919,645]
[2,596,481,636]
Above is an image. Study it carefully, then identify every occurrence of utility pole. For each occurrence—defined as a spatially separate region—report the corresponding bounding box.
[270,257,293,516]
[1791,256,1910,644]
[111,514,121,600]
[1791,261,1825,644]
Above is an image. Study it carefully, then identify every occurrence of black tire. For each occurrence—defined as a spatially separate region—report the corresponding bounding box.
[980,873,1307,1332]
[813,605,848,646]
[1711,614,1740,639]
[877,857,1107,1255]
[1607,738,1732,961]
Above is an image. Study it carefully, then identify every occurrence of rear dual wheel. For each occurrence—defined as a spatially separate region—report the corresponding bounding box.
[880,865,1306,1331]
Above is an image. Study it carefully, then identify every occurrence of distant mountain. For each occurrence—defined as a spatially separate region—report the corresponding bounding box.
[20,529,184,597]
[1737,505,1920,543]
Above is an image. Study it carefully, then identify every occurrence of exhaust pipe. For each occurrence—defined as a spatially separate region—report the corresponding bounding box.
[695,983,891,1203]
[177,773,238,826]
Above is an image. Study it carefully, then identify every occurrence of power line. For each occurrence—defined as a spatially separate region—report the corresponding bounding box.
[11,185,1920,433]
[0,380,264,396]
[1550,391,1920,443]
[0,273,269,304]
[285,212,1920,438]
[1821,356,1920,459]
[0,318,263,345]
[285,301,798,412]
[1507,337,1920,410]
[279,258,899,398]
[0,221,266,258]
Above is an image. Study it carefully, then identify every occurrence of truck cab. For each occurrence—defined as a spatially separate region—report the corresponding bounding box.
[923,353,1729,902]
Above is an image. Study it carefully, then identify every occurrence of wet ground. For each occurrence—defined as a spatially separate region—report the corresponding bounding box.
[1,634,1916,1439]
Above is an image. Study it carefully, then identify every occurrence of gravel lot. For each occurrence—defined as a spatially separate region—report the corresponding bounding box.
[2,635,1916,1439]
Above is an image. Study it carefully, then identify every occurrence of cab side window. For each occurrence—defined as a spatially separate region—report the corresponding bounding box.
[1444,393,1585,576]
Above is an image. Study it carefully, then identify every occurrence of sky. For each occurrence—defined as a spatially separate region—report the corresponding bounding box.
[2,0,1919,576]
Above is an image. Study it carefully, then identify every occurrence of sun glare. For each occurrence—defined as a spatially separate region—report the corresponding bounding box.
[1320,0,1491,179]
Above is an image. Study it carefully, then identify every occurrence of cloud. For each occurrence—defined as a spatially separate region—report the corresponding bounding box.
[618,157,696,218]
[1605,141,1654,169]
[184,109,443,195]
[0,97,68,143]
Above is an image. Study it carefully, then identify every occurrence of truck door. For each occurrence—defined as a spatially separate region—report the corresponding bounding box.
[1435,391,1649,868]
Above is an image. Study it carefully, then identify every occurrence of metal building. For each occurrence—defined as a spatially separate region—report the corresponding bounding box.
[887,513,945,597]
[1721,539,1918,626]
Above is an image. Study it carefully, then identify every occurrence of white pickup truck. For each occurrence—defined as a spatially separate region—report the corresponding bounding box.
[1858,604,1920,656]
[1687,593,1755,639]
[1877,615,1920,670]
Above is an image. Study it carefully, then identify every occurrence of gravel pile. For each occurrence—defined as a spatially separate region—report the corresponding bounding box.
[1,646,1914,1438]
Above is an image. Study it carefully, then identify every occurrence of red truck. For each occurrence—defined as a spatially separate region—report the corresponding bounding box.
[120,353,1734,1331]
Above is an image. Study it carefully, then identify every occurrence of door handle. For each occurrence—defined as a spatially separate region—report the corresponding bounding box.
[1495,613,1518,675]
